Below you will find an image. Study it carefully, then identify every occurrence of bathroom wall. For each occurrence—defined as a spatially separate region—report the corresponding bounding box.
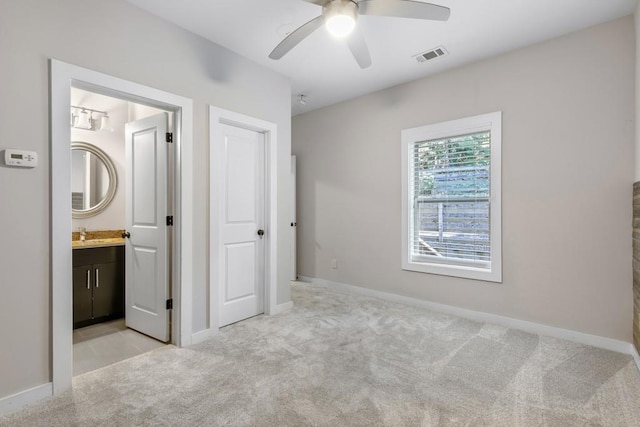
[128,103,168,123]
[70,90,174,234]
[0,0,291,402]
[71,89,127,232]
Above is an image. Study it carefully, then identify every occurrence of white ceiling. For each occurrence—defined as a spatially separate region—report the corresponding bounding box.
[127,0,636,116]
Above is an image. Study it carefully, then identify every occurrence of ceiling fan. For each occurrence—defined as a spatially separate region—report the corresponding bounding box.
[269,0,451,69]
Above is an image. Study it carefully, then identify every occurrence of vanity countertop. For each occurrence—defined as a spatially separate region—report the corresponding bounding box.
[72,238,125,249]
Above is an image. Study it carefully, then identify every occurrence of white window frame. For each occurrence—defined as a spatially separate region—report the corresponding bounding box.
[401,111,502,282]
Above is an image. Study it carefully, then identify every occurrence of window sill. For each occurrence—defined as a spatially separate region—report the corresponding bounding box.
[402,259,502,283]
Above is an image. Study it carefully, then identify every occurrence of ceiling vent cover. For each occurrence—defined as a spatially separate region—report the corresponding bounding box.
[414,46,448,63]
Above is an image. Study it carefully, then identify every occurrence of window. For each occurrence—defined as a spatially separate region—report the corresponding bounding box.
[401,112,502,282]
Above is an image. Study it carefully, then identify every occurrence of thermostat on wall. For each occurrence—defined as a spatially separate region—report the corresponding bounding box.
[5,149,38,168]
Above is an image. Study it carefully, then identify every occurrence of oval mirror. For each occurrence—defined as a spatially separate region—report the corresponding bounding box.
[71,142,118,218]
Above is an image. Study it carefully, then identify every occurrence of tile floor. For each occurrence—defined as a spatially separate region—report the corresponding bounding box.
[73,319,166,376]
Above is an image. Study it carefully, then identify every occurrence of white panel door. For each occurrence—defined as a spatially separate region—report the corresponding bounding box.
[218,124,265,327]
[124,113,170,342]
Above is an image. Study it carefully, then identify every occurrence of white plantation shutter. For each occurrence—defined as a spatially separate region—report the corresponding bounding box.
[409,131,491,266]
[401,112,501,282]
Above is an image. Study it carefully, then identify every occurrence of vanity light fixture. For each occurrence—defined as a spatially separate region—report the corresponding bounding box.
[99,113,113,132]
[76,109,92,129]
[70,106,112,132]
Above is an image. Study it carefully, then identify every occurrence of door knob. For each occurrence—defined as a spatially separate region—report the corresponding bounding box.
[122,231,131,238]
[257,229,265,237]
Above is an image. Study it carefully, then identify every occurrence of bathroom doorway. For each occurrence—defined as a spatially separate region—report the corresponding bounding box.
[51,59,194,394]
[70,88,172,375]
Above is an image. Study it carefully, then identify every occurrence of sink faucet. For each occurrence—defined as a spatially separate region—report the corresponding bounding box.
[79,227,86,242]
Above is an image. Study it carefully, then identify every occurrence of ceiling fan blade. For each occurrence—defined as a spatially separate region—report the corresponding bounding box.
[358,0,451,21]
[347,28,372,69]
[301,0,326,4]
[269,15,324,60]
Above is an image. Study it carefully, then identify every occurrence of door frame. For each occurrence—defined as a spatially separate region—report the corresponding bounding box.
[209,106,278,331]
[50,59,194,394]
[290,155,297,281]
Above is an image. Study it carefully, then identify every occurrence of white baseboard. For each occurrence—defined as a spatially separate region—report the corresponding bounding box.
[297,276,636,358]
[272,301,294,315]
[190,328,218,345]
[0,382,52,417]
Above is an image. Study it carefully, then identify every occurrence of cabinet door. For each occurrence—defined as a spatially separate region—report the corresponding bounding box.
[92,262,123,319]
[73,265,93,325]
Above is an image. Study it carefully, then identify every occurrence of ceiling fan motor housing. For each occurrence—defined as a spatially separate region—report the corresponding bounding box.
[323,0,359,38]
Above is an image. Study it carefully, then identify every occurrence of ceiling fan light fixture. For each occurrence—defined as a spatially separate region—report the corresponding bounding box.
[323,0,358,38]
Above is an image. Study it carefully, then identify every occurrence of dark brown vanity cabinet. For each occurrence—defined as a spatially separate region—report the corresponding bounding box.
[73,246,124,329]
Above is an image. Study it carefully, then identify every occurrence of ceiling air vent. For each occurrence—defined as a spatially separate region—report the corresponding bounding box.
[414,46,448,63]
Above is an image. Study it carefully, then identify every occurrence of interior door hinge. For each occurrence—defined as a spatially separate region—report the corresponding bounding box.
[166,216,173,226]
[166,298,173,310]
[166,132,173,143]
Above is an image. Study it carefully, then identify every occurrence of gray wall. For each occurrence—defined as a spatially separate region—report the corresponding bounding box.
[0,0,291,399]
[293,17,635,342]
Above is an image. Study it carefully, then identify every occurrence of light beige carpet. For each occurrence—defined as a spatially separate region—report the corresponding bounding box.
[3,282,640,426]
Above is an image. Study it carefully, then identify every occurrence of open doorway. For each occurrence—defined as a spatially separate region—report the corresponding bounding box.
[51,59,194,394]
[70,88,173,375]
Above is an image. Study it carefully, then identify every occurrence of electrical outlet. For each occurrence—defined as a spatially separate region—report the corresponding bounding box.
[331,258,337,269]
